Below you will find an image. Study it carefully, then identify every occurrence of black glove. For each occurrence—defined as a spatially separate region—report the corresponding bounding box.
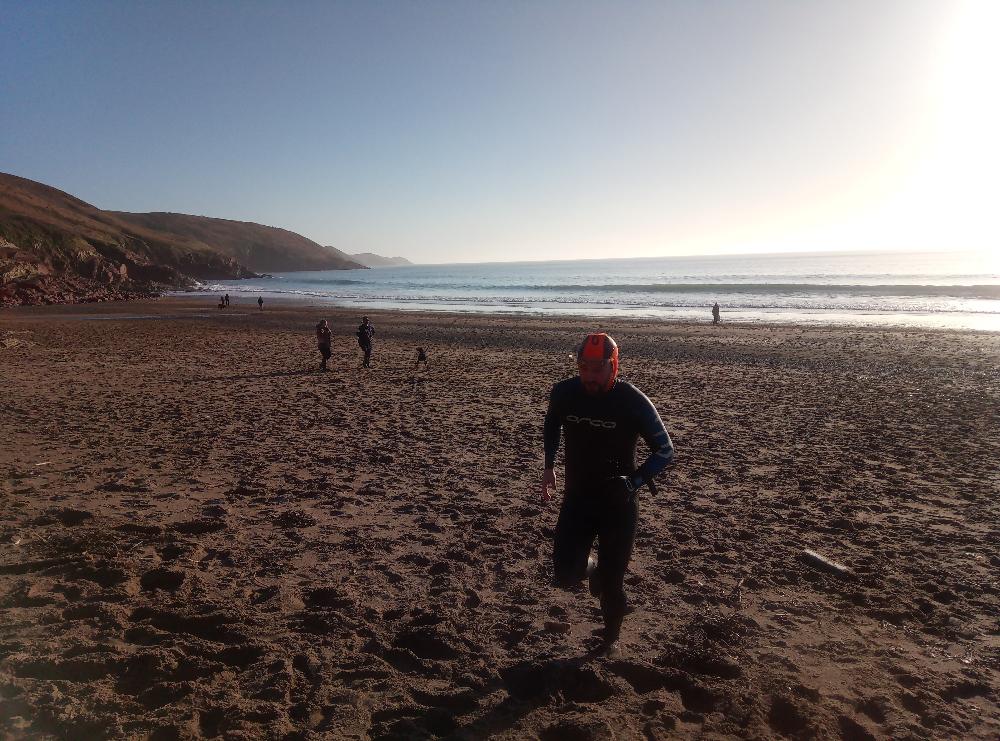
[603,475,638,500]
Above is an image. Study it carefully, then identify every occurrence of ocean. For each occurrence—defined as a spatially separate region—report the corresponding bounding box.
[196,250,1000,331]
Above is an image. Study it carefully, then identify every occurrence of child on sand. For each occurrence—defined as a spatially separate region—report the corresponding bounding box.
[415,347,428,369]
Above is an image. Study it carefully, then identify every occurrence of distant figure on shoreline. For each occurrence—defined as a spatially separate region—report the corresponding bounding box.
[224,294,230,307]
[712,302,721,325]
[415,347,428,369]
[257,297,264,310]
[316,319,332,372]
[218,297,225,309]
[356,316,375,368]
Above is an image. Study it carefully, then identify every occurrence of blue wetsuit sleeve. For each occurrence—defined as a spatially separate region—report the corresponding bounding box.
[630,388,675,488]
[543,385,562,468]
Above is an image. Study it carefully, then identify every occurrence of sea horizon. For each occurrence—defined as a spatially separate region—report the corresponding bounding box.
[360,247,995,269]
[190,249,1000,332]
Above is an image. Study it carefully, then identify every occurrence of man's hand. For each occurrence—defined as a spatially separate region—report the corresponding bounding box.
[541,468,557,502]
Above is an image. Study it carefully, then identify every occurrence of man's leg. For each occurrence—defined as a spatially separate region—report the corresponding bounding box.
[595,496,638,643]
[552,495,597,589]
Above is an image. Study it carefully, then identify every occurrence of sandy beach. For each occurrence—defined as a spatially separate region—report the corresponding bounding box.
[1,297,998,740]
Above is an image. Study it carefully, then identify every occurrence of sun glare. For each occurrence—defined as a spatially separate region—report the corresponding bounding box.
[900,0,1000,251]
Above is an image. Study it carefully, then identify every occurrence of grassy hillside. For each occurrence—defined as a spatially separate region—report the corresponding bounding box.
[114,212,365,273]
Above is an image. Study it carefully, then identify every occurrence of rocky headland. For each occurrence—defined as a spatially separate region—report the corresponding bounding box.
[0,173,368,307]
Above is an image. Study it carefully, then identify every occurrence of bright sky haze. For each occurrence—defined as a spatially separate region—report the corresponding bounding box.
[2,1,997,264]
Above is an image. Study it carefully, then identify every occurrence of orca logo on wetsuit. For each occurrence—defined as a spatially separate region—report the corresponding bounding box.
[566,414,617,429]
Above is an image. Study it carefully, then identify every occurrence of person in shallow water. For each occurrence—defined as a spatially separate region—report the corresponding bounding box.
[541,332,675,656]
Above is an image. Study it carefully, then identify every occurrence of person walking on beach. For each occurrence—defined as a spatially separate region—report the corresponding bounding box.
[356,316,375,368]
[316,319,332,371]
[542,333,675,657]
[257,297,264,310]
[415,347,428,370]
[712,302,721,325]
[224,293,231,307]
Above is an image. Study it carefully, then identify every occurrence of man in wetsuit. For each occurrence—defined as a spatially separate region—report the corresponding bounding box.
[542,332,674,656]
[357,316,375,368]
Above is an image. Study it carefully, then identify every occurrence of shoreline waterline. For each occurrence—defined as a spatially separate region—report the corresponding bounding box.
[168,288,1000,333]
[179,251,1000,332]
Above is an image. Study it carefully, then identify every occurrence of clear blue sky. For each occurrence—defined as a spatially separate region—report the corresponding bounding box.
[2,1,996,263]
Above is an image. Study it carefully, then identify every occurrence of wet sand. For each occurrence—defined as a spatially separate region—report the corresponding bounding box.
[1,298,999,739]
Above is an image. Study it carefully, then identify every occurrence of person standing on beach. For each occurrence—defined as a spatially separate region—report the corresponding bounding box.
[357,316,375,368]
[257,297,264,310]
[316,319,332,371]
[542,333,675,656]
[224,293,231,307]
[712,302,721,324]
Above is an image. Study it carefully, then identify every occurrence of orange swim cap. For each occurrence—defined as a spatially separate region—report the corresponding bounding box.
[577,333,619,391]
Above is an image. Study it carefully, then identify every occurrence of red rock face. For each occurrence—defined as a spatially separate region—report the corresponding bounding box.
[0,230,249,307]
[0,274,156,307]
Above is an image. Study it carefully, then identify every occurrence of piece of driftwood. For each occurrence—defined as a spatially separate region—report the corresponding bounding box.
[802,549,853,578]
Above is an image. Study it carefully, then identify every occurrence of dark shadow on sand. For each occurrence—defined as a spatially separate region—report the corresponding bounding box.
[370,652,619,740]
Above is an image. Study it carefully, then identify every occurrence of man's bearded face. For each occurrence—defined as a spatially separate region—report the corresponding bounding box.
[578,358,613,395]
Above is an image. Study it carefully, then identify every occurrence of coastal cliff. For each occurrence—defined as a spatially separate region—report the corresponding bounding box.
[0,174,257,306]
[0,173,370,307]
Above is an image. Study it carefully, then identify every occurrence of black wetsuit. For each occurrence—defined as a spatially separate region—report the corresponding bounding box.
[316,325,332,365]
[544,377,674,641]
[357,322,375,367]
